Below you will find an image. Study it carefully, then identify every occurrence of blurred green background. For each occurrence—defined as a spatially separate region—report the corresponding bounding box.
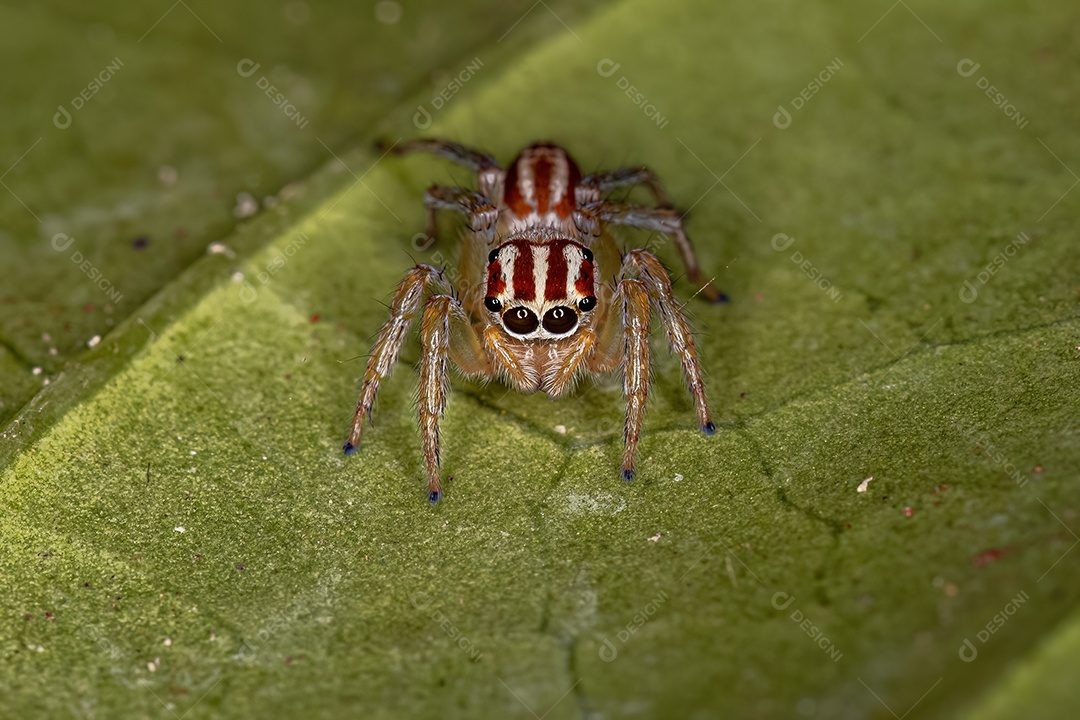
[1,1,1078,718]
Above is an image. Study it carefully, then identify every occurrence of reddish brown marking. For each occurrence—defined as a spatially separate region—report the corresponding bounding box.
[533,154,552,215]
[575,251,595,296]
[554,154,580,218]
[545,241,569,300]
[511,242,535,301]
[503,159,531,218]
[972,548,1007,567]
[486,259,505,296]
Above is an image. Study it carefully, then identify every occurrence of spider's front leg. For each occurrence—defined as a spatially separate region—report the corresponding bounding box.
[618,278,652,481]
[417,295,491,503]
[590,250,716,482]
[343,264,448,456]
[621,250,714,434]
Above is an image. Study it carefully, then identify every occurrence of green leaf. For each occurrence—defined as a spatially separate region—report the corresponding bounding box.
[3,1,1079,718]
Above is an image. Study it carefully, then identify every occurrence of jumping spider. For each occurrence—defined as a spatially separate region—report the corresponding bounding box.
[344,139,725,502]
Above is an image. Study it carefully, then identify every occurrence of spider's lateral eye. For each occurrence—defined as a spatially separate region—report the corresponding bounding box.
[542,306,578,334]
[488,248,499,263]
[581,247,594,262]
[578,296,597,312]
[484,296,502,312]
[502,307,539,334]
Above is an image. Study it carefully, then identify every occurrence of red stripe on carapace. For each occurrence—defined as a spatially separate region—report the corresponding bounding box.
[486,259,505,296]
[511,242,536,301]
[502,158,531,218]
[554,154,580,218]
[575,253,595,296]
[545,241,569,300]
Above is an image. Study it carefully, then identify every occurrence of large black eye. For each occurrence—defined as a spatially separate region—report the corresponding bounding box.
[503,307,539,334]
[578,296,596,312]
[542,306,578,334]
[581,247,593,262]
[488,248,499,263]
[484,296,502,312]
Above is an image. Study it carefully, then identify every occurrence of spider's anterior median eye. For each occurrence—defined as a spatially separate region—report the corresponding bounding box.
[503,307,539,334]
[488,248,499,263]
[578,296,597,312]
[581,247,593,262]
[542,306,578,334]
[484,296,502,312]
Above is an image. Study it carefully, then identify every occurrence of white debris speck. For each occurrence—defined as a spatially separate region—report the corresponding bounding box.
[187,467,197,473]
[174,527,185,533]
[28,644,45,653]
[674,473,684,482]
[148,658,159,672]
[233,192,258,218]
[31,366,42,376]
[163,638,172,646]
[158,166,178,187]
[231,271,245,283]
[207,242,236,258]
[189,450,197,456]
[648,532,662,542]
[554,424,567,434]
[48,347,57,356]
[857,476,873,493]
[500,531,509,537]
[87,335,101,348]
[375,1,403,24]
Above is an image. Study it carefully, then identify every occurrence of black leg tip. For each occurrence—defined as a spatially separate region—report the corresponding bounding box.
[428,490,441,504]
[622,469,634,482]
[703,422,716,436]
[710,291,730,305]
[342,442,358,456]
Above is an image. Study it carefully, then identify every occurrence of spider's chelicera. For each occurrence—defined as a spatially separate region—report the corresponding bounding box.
[343,139,724,503]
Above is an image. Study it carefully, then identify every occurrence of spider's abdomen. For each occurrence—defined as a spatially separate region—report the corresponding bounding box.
[502,143,581,231]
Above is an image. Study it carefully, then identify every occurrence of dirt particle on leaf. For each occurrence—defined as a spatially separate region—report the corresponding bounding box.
[972,548,1007,567]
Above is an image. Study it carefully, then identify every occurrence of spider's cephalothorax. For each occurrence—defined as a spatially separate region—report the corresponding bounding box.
[344,139,724,502]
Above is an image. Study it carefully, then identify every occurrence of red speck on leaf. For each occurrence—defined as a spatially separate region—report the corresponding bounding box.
[1034,465,1044,473]
[82,303,95,313]
[973,548,1006,567]
[310,313,320,324]
[45,612,55,619]
[904,507,914,517]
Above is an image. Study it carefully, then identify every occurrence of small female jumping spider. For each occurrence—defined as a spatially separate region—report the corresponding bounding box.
[344,139,725,502]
